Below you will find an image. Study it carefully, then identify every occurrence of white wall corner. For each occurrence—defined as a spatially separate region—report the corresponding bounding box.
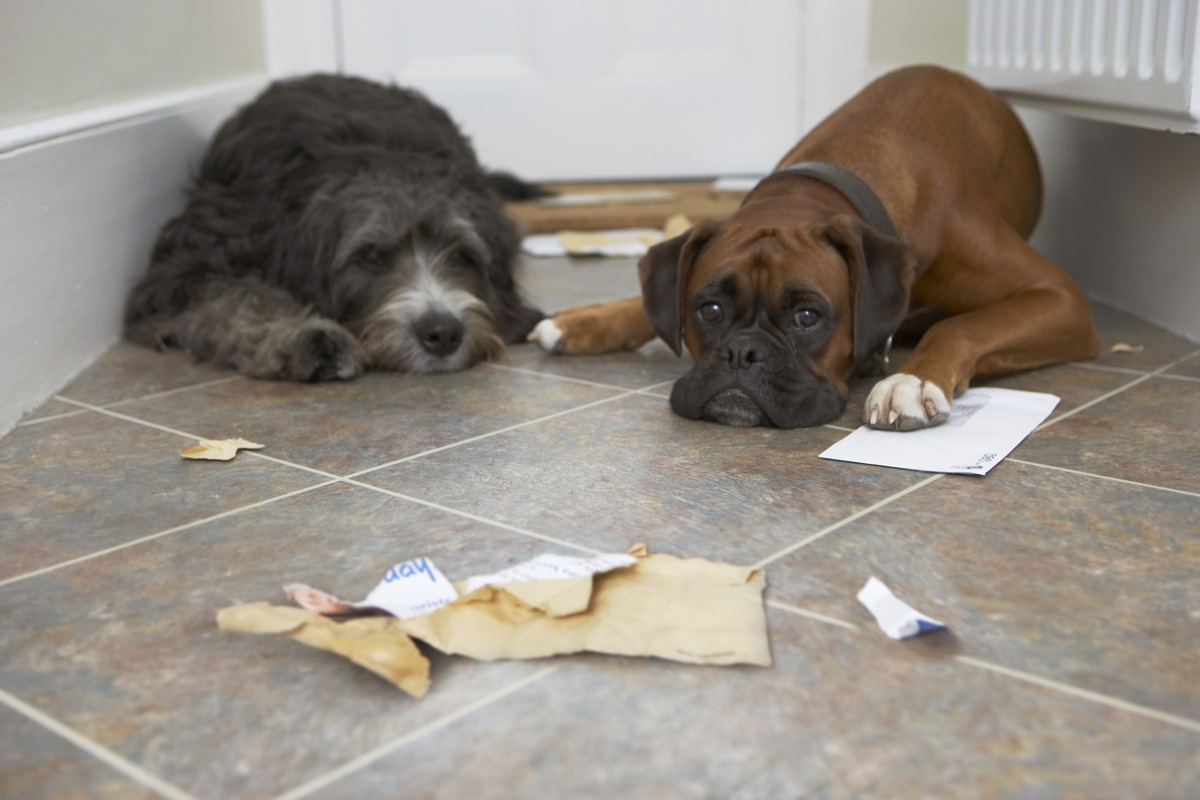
[0,79,264,437]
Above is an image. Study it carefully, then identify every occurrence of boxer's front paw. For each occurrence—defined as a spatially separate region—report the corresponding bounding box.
[527,300,653,355]
[529,318,564,353]
[864,373,951,431]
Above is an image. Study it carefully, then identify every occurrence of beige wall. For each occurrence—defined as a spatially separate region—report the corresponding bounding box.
[0,0,264,128]
[868,0,967,72]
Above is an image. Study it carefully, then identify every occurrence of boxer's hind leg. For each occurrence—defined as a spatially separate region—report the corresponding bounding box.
[865,222,1099,430]
[528,295,657,355]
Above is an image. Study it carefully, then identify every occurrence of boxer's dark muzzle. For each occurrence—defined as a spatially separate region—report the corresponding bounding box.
[669,327,846,429]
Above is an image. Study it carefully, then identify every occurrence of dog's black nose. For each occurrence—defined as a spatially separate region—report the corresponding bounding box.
[414,311,464,357]
[724,337,762,369]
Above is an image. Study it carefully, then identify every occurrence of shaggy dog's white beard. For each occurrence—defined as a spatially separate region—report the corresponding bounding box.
[356,257,504,374]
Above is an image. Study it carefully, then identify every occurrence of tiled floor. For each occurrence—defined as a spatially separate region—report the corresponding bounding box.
[2,255,1198,799]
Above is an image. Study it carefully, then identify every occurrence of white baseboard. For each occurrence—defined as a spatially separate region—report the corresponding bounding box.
[0,76,266,437]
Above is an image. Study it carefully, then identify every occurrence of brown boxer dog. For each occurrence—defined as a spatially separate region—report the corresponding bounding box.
[529,65,1100,430]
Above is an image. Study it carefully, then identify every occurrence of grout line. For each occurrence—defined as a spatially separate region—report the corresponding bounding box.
[345,389,640,480]
[1007,459,1200,498]
[955,656,1200,734]
[753,473,944,570]
[271,665,562,800]
[15,408,90,427]
[1034,352,1195,432]
[0,481,337,590]
[483,361,641,392]
[0,687,199,800]
[53,396,217,441]
[343,479,603,555]
[766,599,859,631]
[20,376,245,428]
[101,375,247,407]
[770,601,1200,736]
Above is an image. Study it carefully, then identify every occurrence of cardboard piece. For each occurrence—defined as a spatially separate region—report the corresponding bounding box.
[180,438,263,461]
[216,602,430,697]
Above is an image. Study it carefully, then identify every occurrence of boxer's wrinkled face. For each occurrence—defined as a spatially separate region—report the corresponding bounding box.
[639,215,914,428]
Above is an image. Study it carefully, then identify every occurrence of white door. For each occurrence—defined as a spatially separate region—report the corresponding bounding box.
[264,0,870,180]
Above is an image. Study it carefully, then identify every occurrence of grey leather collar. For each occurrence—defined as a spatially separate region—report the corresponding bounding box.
[767,161,897,237]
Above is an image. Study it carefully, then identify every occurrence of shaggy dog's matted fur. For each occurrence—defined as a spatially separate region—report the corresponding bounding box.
[125,74,544,380]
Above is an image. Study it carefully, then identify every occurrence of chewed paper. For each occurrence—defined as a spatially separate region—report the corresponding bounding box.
[464,553,637,593]
[857,576,945,640]
[287,551,637,621]
[287,556,458,620]
[820,387,1059,476]
[233,544,771,696]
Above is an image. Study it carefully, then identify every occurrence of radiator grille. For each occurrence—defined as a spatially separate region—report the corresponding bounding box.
[968,0,1200,131]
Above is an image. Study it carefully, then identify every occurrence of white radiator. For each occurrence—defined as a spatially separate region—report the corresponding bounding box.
[967,0,1200,132]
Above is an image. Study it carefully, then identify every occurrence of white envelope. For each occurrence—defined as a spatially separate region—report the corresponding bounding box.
[820,387,1059,476]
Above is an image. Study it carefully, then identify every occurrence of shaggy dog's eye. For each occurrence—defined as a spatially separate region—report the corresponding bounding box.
[698,302,723,323]
[792,308,821,329]
[353,246,391,273]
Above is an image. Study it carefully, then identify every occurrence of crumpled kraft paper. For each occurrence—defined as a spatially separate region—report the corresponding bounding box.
[218,545,771,697]
[401,551,771,667]
[216,602,430,697]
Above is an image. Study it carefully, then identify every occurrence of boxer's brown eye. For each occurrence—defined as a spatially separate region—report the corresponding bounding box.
[699,302,723,323]
[793,309,820,329]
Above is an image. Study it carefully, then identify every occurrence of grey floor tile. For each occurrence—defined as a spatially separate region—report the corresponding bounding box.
[56,341,239,407]
[0,411,324,583]
[0,482,575,799]
[0,704,162,800]
[1012,375,1200,493]
[495,338,689,391]
[111,367,625,476]
[764,460,1200,719]
[304,609,1200,800]
[1088,303,1198,372]
[360,392,932,564]
[518,255,643,312]
[1165,349,1200,380]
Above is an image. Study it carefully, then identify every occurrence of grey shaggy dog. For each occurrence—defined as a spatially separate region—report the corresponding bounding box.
[125,74,545,380]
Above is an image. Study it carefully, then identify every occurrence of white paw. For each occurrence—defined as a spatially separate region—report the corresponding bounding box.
[864,373,951,431]
[528,318,563,353]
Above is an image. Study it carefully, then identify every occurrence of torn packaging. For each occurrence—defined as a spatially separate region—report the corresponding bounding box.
[402,554,772,666]
[216,602,431,698]
[217,549,771,698]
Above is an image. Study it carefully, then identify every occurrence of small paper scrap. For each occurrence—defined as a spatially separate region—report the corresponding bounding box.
[180,438,263,461]
[1109,342,1143,353]
[857,576,945,640]
[820,387,1059,476]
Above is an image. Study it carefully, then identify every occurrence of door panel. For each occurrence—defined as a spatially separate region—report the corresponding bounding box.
[338,0,806,180]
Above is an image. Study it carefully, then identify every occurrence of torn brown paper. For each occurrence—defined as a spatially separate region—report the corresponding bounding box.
[180,438,263,461]
[400,552,771,667]
[216,601,430,697]
[558,229,661,256]
[662,213,693,240]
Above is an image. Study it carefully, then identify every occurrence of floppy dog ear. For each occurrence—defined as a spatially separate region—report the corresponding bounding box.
[638,221,722,356]
[822,215,917,370]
